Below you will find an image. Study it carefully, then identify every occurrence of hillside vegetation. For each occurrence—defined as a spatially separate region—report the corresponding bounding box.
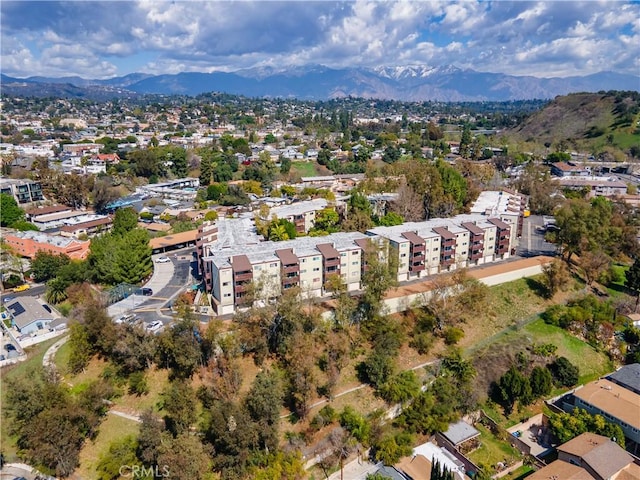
[504,91,640,159]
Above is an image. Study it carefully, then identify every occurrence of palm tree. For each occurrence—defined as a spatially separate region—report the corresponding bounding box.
[268,224,289,241]
[45,278,68,304]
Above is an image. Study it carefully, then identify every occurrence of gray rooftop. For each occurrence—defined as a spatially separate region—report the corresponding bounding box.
[442,420,480,446]
[204,231,369,269]
[608,363,640,394]
[7,296,54,329]
[270,198,328,218]
[470,190,525,217]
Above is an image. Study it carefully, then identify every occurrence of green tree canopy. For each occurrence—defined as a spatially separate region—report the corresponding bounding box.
[0,193,25,227]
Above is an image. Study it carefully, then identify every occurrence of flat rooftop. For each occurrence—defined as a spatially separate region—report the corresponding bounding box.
[573,378,640,430]
[470,190,525,217]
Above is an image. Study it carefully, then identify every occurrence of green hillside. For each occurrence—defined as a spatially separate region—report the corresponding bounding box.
[505,91,640,159]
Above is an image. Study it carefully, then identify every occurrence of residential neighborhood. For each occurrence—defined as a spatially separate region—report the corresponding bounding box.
[1,68,639,480]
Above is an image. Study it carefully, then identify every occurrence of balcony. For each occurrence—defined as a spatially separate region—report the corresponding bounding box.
[409,262,425,272]
[441,238,455,247]
[496,245,509,254]
[412,251,425,260]
[325,265,340,274]
[410,243,426,252]
[233,271,253,282]
[285,271,299,279]
[234,283,250,293]
[441,256,455,266]
[470,250,484,260]
[323,257,340,268]
[282,264,299,274]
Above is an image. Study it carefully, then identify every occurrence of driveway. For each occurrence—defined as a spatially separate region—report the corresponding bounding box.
[107,249,196,324]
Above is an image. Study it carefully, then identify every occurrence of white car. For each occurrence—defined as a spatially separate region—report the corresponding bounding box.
[155,256,171,263]
[145,321,163,333]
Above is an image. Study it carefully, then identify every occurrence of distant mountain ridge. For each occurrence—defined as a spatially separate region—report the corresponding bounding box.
[1,65,638,101]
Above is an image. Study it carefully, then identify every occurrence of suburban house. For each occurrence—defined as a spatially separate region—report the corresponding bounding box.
[6,297,55,334]
[550,161,591,177]
[3,230,90,260]
[528,432,640,480]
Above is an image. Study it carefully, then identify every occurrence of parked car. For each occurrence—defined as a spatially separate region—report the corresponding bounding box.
[141,287,153,296]
[4,343,16,351]
[12,284,30,292]
[155,256,171,263]
[2,296,16,303]
[145,321,163,333]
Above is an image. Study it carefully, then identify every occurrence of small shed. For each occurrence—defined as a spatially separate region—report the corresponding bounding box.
[442,420,481,453]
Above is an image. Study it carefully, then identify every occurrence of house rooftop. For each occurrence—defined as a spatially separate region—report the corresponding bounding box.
[607,363,640,394]
[6,296,54,330]
[6,230,88,248]
[573,379,640,430]
[526,460,596,480]
[442,420,481,446]
[469,190,526,217]
[558,432,636,480]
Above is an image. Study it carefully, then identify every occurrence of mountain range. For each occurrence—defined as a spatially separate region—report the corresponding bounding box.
[1,65,638,101]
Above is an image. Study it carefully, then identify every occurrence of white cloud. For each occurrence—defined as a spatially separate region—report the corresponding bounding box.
[0,0,638,79]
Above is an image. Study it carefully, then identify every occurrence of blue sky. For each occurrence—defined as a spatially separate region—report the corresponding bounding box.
[1,1,639,79]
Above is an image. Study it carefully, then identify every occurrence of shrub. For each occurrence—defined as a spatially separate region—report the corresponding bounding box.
[128,371,149,396]
[549,356,579,387]
[443,326,464,345]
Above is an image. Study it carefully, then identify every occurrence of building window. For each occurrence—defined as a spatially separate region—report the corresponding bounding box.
[270,262,278,268]
[223,282,229,286]
[301,258,306,263]
[313,267,320,272]
[313,278,320,283]
[313,256,320,261]
[223,293,231,297]
[341,253,347,257]
[351,261,358,265]
[254,265,262,271]
[352,271,358,277]
[401,253,407,257]
[301,269,307,274]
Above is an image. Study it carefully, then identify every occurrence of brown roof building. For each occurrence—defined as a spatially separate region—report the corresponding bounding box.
[572,379,640,444]
[529,432,640,480]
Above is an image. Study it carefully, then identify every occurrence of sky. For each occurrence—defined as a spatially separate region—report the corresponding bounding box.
[1,1,639,80]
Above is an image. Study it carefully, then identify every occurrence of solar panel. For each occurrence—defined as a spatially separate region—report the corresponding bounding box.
[10,302,26,316]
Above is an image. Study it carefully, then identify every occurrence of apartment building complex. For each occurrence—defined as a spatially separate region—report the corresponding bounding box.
[200,230,370,315]
[366,214,514,282]
[197,192,524,315]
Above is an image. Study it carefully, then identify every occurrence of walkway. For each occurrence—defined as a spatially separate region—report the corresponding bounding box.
[42,334,69,371]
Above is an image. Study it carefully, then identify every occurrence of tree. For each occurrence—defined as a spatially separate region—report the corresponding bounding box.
[31,251,70,283]
[581,249,610,286]
[45,277,69,304]
[200,153,213,186]
[96,435,139,480]
[459,125,472,158]
[112,207,139,236]
[625,258,640,311]
[497,366,533,414]
[378,370,421,404]
[0,193,24,227]
[156,433,214,480]
[68,323,92,373]
[280,157,291,174]
[161,380,197,437]
[549,356,579,387]
[92,178,118,213]
[530,366,553,398]
[541,259,571,298]
[430,459,455,480]
[156,316,203,379]
[244,369,284,451]
[548,408,625,447]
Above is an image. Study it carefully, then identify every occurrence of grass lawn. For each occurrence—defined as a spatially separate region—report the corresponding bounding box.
[289,161,322,178]
[114,367,169,414]
[509,464,535,479]
[522,320,613,384]
[75,413,140,480]
[467,423,522,472]
[0,337,59,462]
[54,339,71,374]
[605,263,630,298]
